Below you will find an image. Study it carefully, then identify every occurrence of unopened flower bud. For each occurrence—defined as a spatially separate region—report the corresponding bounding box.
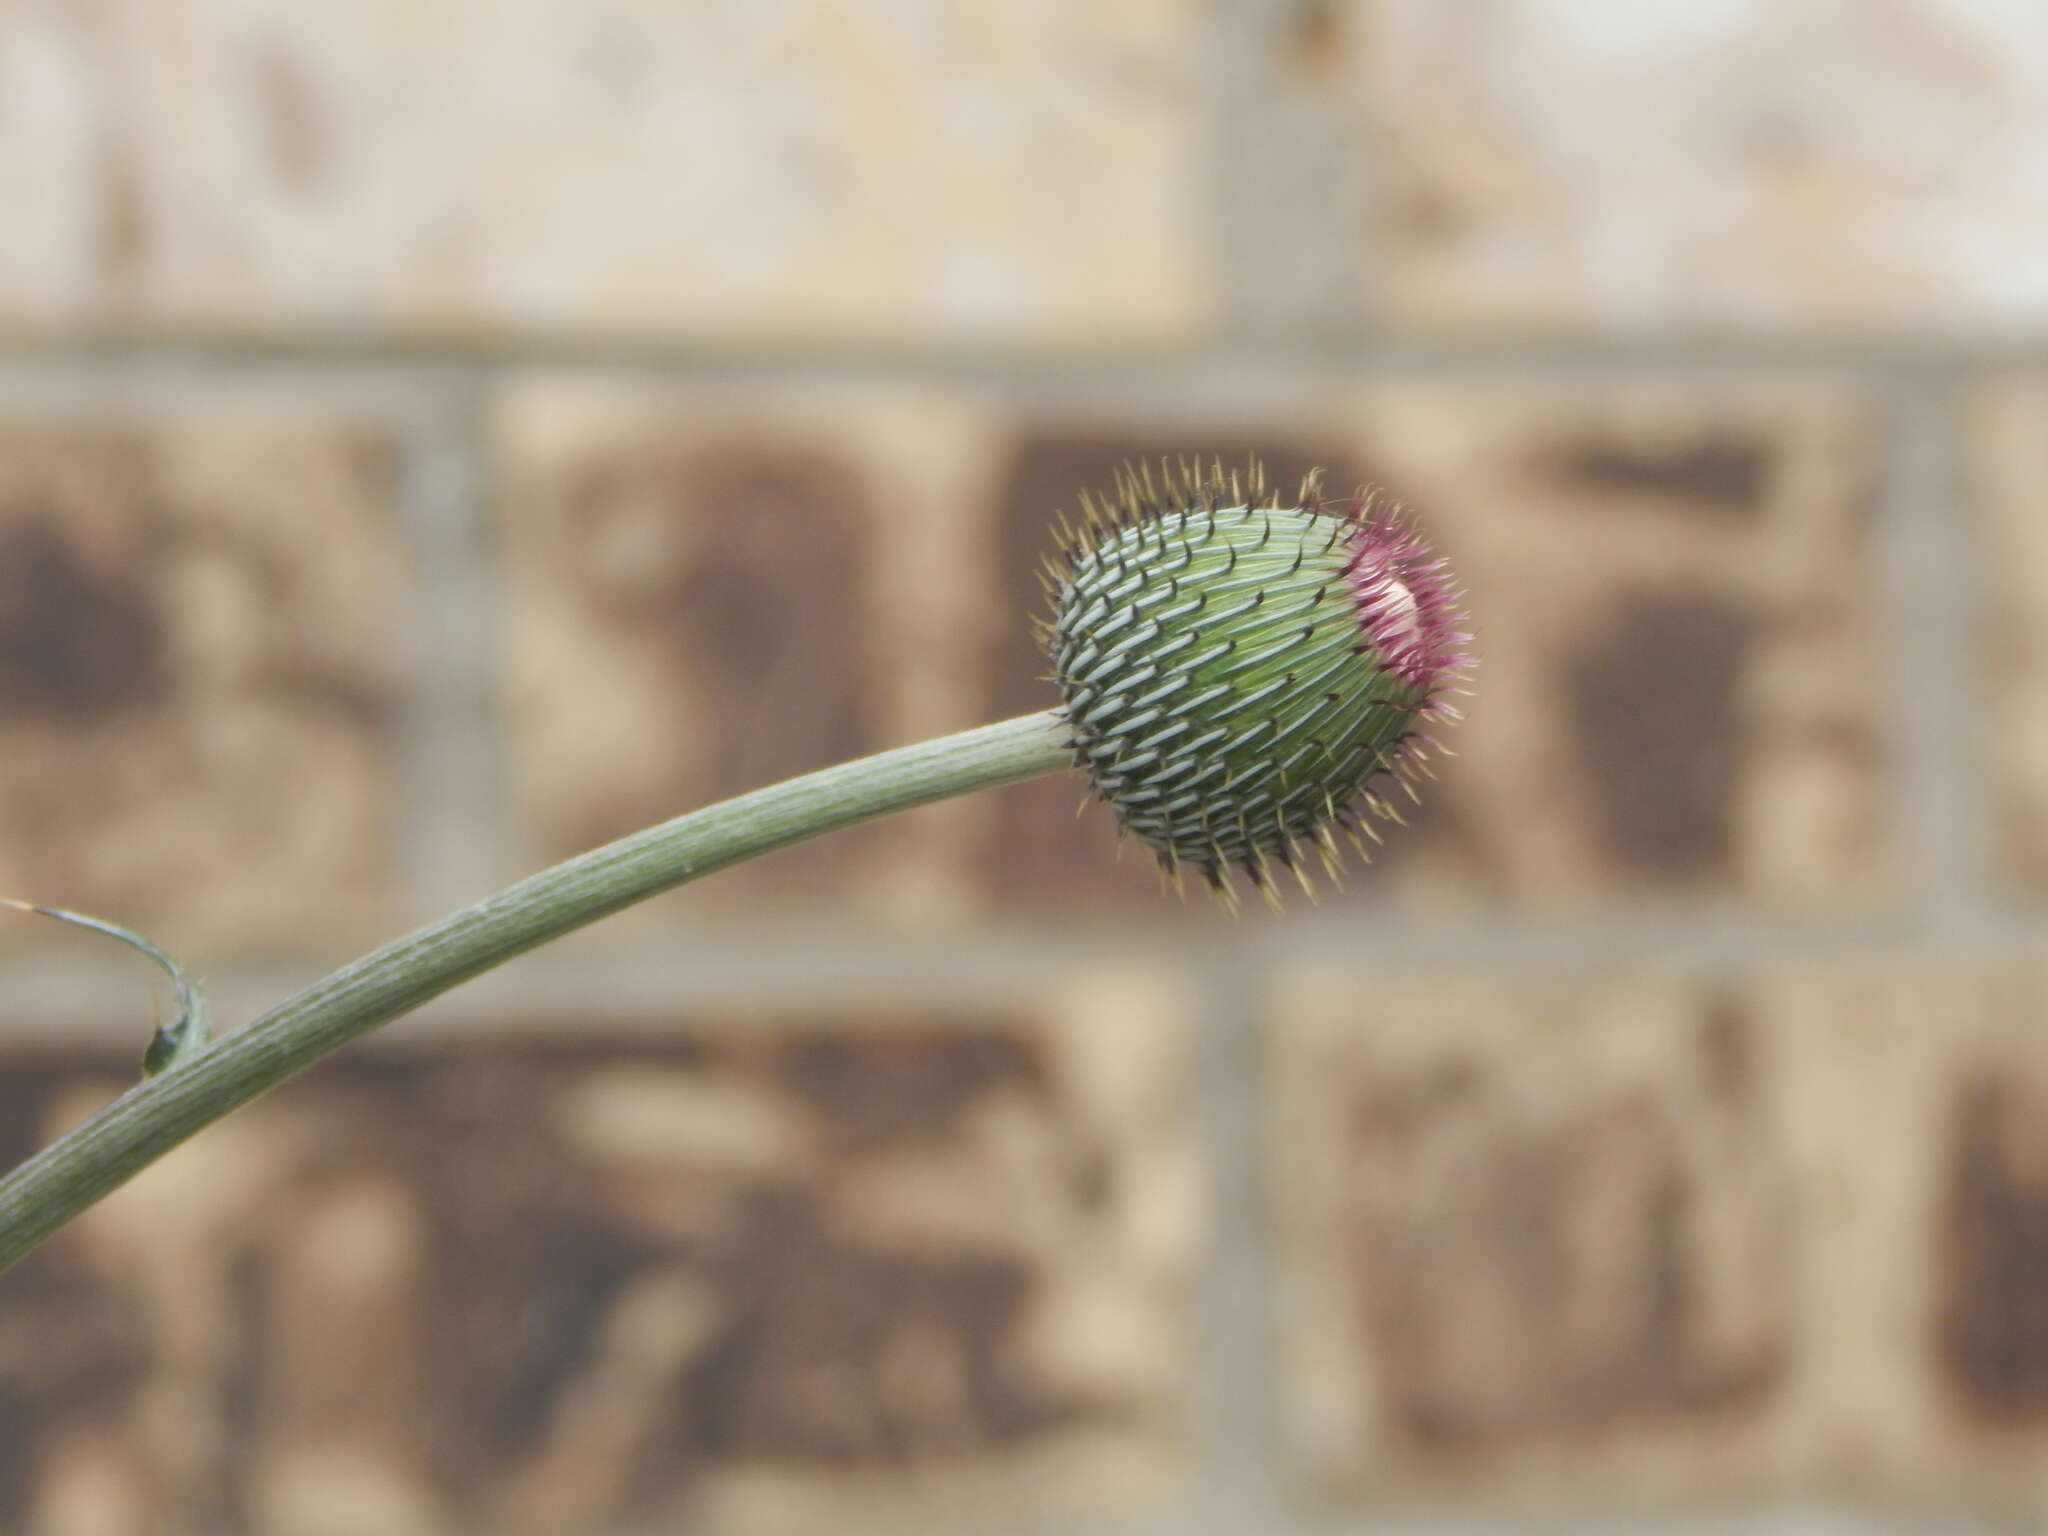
[1044,462,1469,901]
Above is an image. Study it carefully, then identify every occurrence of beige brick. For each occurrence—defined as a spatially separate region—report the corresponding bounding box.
[1273,967,1801,1504]
[0,411,402,955]
[0,972,1194,1532]
[1352,2,2048,332]
[1769,964,2048,1506]
[1271,961,2048,1511]
[1967,379,2048,892]
[493,378,1023,927]
[1361,379,1887,909]
[0,1,1208,342]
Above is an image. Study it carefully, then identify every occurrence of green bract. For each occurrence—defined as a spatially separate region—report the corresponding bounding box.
[1046,464,1465,902]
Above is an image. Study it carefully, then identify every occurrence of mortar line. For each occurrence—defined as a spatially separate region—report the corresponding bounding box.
[391,367,513,924]
[17,897,2042,1051]
[779,1487,2028,1536]
[14,334,2048,379]
[452,360,528,890]
[1875,372,1989,933]
[1170,928,1298,1531]
[1210,0,1365,347]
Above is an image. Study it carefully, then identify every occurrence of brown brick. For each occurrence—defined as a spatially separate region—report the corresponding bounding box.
[1772,964,2048,1505]
[1358,379,1887,910]
[493,380,1013,927]
[1272,961,2048,1510]
[0,972,1192,1532]
[1272,967,1800,1503]
[1967,379,2048,892]
[1350,3,2048,333]
[0,2,1209,343]
[0,413,402,955]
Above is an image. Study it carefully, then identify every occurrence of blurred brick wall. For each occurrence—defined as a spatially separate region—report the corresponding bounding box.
[0,3,2045,1534]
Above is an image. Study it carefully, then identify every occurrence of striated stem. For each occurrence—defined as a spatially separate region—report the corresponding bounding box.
[0,710,1072,1272]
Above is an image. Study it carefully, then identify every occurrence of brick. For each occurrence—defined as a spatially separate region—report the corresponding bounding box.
[1770,964,2048,1506]
[1351,2,2048,333]
[493,379,1012,927]
[1967,379,2048,892]
[0,411,402,955]
[1358,379,1887,909]
[1272,967,1801,1504]
[0,2,1208,343]
[1271,961,2048,1510]
[0,973,1194,1532]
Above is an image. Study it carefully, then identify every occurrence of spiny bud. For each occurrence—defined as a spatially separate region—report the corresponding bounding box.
[1043,460,1470,904]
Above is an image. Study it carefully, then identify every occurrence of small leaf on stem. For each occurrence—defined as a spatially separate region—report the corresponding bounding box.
[1,899,211,1076]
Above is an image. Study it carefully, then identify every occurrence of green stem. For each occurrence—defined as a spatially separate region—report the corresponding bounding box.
[0,710,1072,1273]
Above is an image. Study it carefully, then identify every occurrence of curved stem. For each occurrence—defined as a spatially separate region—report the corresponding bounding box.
[0,710,1072,1272]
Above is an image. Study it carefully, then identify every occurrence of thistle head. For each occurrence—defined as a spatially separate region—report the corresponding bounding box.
[1043,460,1470,904]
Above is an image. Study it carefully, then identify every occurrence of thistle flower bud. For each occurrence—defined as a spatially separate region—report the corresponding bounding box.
[1044,461,1469,902]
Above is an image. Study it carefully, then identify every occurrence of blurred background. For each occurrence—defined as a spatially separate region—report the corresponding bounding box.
[2,1,2046,1532]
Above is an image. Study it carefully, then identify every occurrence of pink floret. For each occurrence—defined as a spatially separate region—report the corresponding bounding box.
[1340,511,1472,706]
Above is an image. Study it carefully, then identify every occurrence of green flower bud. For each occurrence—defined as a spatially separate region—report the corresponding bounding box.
[1044,461,1469,903]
